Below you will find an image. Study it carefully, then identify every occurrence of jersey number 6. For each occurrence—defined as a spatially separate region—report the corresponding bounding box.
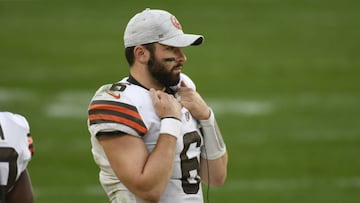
[180,131,202,194]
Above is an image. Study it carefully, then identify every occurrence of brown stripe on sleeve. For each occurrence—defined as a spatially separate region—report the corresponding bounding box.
[88,100,148,136]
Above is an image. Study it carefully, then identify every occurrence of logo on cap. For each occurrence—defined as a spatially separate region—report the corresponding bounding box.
[171,16,182,30]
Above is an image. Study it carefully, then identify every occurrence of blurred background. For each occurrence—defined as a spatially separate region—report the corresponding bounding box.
[1,0,360,202]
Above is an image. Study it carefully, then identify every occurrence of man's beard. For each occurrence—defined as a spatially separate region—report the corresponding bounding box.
[147,55,181,87]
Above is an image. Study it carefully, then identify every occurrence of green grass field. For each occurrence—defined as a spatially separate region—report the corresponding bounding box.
[1,0,360,202]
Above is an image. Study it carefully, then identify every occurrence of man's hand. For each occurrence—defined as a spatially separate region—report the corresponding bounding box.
[176,81,210,120]
[150,88,182,120]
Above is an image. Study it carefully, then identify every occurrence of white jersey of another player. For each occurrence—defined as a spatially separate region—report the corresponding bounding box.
[0,112,33,196]
[88,73,205,203]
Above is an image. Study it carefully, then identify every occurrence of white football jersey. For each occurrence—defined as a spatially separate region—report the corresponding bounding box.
[0,112,32,193]
[88,73,205,203]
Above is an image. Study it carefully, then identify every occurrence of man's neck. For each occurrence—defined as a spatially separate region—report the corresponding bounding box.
[129,67,164,90]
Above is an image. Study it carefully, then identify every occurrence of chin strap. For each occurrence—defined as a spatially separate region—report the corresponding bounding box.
[199,109,226,160]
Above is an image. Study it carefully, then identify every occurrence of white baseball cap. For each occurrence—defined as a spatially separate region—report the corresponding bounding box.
[124,8,204,48]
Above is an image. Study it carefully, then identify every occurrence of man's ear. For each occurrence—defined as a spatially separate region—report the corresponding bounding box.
[134,45,149,64]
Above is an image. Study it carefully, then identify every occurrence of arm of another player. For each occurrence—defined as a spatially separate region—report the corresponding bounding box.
[99,89,182,203]
[6,170,34,203]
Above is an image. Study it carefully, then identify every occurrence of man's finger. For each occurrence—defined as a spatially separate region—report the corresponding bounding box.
[180,80,187,87]
[150,88,159,102]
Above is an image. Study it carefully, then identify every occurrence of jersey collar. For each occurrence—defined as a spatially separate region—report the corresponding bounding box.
[127,75,175,95]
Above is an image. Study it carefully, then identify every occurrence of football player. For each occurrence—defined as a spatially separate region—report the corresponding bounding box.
[88,8,228,203]
[0,112,34,203]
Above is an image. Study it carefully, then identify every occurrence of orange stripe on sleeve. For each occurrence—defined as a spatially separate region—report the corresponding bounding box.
[89,104,141,120]
[89,114,147,135]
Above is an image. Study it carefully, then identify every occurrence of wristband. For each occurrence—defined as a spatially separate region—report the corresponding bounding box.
[200,109,226,160]
[160,117,182,139]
